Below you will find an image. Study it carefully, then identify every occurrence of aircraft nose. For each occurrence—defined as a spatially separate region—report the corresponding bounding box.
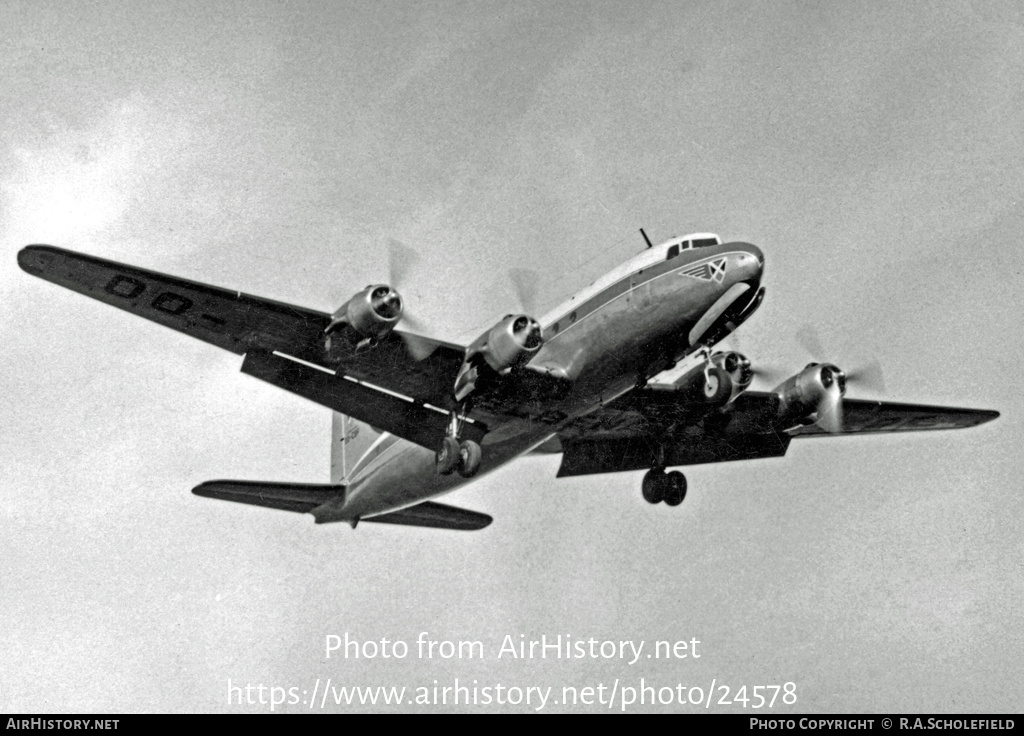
[733,243,764,285]
[745,243,764,268]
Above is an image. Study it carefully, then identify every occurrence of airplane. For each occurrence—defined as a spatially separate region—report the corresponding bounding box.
[18,232,998,531]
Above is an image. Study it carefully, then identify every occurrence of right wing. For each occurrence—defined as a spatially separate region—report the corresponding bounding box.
[18,244,329,360]
[19,245,472,443]
[240,349,486,451]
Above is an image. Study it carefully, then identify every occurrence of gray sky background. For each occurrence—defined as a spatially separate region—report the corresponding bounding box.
[2,0,1021,713]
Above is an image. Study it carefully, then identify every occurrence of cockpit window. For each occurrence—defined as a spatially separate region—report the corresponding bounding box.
[666,244,680,260]
[692,238,719,248]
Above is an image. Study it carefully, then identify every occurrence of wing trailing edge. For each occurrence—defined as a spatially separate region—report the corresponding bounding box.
[240,349,486,452]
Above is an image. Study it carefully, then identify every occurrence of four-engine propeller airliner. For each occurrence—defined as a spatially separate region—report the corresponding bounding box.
[18,233,998,531]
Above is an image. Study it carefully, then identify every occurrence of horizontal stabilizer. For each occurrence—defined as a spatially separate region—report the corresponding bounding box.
[193,480,343,514]
[362,502,492,531]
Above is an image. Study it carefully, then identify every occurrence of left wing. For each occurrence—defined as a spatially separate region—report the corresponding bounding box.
[785,397,999,437]
[554,389,998,477]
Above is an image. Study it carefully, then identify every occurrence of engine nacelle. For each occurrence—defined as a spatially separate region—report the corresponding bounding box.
[452,314,544,401]
[773,362,847,425]
[711,351,753,393]
[472,314,544,374]
[325,284,403,342]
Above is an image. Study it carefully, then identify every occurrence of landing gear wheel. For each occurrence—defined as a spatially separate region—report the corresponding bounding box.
[457,440,482,478]
[642,468,666,504]
[703,366,733,406]
[436,436,461,475]
[663,471,687,507]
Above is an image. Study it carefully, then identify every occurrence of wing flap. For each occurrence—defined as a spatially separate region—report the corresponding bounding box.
[557,432,791,477]
[362,501,492,531]
[555,390,996,476]
[193,480,343,514]
[241,349,486,451]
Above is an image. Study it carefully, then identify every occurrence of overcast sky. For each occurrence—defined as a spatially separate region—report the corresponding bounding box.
[2,0,1021,713]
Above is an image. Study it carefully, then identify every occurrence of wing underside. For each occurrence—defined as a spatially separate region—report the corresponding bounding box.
[18,244,329,359]
[555,390,998,477]
[240,349,486,451]
[19,245,474,434]
[786,398,999,437]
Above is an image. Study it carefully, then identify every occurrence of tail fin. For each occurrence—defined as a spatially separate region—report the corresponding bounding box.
[331,412,384,485]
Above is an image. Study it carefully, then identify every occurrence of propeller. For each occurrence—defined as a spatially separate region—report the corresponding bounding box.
[795,324,827,364]
[508,267,541,316]
[750,362,791,385]
[795,324,886,395]
[815,364,845,433]
[844,358,886,395]
[722,330,788,385]
[387,238,419,292]
[512,314,543,349]
[384,238,439,359]
[387,238,427,333]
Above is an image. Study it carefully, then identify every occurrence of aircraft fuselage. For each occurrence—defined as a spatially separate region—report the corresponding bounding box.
[322,239,764,524]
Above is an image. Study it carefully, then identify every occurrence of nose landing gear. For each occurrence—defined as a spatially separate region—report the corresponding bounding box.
[641,467,687,506]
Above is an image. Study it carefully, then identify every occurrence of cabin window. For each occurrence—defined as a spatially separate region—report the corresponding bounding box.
[667,244,680,260]
[552,322,560,334]
[569,311,577,323]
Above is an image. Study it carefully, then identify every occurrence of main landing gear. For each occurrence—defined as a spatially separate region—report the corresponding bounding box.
[641,467,687,506]
[436,404,481,478]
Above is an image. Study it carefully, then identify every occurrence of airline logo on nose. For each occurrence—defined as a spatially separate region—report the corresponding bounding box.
[680,257,727,283]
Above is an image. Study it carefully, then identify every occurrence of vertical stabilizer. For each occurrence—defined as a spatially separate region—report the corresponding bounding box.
[331,413,383,485]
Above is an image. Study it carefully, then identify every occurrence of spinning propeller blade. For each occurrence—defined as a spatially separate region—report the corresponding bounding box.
[796,324,886,394]
[386,238,434,358]
[844,358,886,394]
[387,238,420,291]
[508,268,540,316]
[816,379,844,433]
